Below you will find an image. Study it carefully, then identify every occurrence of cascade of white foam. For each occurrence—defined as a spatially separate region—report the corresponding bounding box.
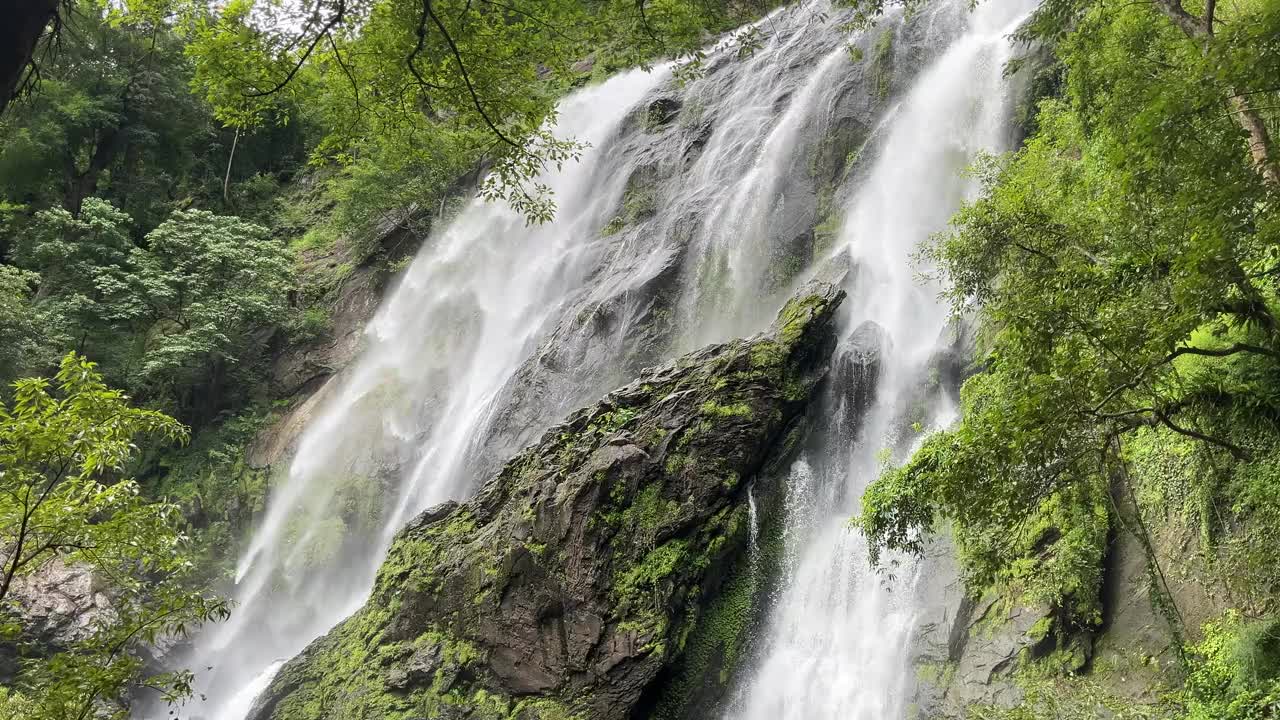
[725,2,1036,718]
[157,2,1042,716]
[174,69,669,720]
[165,5,866,717]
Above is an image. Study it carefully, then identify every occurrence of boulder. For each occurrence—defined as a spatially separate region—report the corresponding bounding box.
[0,560,114,682]
[247,283,844,720]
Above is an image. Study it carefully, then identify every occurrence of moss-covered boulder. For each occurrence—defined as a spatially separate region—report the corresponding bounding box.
[247,282,845,720]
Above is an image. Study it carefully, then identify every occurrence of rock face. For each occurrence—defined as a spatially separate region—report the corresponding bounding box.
[248,283,844,720]
[0,561,113,682]
[832,320,886,440]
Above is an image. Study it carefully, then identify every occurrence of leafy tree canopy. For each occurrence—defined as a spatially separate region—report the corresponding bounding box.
[860,0,1280,623]
[178,0,773,221]
[0,353,228,719]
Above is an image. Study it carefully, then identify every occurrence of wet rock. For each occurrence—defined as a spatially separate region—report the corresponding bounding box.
[810,115,871,187]
[247,283,844,720]
[0,561,114,682]
[764,228,817,293]
[646,97,682,128]
[832,320,886,439]
[928,312,980,391]
[910,533,1102,719]
[681,121,714,164]
[572,55,596,75]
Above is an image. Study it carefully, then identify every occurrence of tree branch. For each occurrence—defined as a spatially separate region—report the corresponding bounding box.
[422,0,522,151]
[1153,408,1250,460]
[1164,342,1280,363]
[1149,0,1204,39]
[325,30,362,113]
[244,0,347,99]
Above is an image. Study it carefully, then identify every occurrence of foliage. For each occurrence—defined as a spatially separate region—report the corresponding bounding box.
[0,2,306,227]
[13,198,135,365]
[1181,612,1280,719]
[0,265,64,380]
[183,0,774,226]
[965,676,1173,720]
[968,612,1280,720]
[122,209,293,401]
[860,0,1280,623]
[0,353,228,718]
[9,196,296,423]
[143,407,276,581]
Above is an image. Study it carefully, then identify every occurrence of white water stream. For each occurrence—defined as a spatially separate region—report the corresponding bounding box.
[726,2,1035,716]
[162,2,1036,717]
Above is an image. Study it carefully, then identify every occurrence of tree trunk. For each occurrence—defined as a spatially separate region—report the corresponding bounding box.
[1230,92,1280,190]
[1150,0,1280,191]
[64,126,124,216]
[0,0,61,116]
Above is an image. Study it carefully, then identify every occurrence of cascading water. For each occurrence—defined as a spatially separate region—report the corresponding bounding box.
[162,1,1036,717]
[726,2,1036,717]
[172,68,671,720]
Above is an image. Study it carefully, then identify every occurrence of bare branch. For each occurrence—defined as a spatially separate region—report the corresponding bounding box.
[423,0,523,151]
[244,0,347,99]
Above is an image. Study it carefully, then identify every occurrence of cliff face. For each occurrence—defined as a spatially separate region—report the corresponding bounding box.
[247,282,844,720]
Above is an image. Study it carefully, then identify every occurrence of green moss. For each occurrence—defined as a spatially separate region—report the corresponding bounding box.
[776,292,829,347]
[623,185,658,222]
[590,406,639,434]
[871,28,894,100]
[508,698,582,720]
[602,215,626,236]
[916,660,956,688]
[443,508,478,538]
[616,540,690,608]
[290,224,337,252]
[1028,615,1054,642]
[665,453,690,474]
[700,400,753,418]
[287,306,333,343]
[647,498,786,719]
[750,340,786,370]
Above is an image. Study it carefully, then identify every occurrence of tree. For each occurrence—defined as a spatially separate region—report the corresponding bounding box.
[0,265,65,383]
[1146,0,1280,189]
[0,1,310,228]
[184,0,772,221]
[859,0,1280,633]
[0,352,228,718]
[0,0,60,116]
[121,209,294,421]
[11,198,134,364]
[8,198,295,423]
[0,4,219,220]
[4,0,771,233]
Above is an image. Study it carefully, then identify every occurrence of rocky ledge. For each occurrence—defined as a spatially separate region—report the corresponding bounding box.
[248,282,844,720]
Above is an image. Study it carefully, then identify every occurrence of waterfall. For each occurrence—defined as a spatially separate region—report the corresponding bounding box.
[725,2,1036,717]
[161,1,1036,717]
[171,67,672,719]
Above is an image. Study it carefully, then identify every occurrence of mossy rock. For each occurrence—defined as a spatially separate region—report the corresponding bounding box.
[248,283,845,720]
